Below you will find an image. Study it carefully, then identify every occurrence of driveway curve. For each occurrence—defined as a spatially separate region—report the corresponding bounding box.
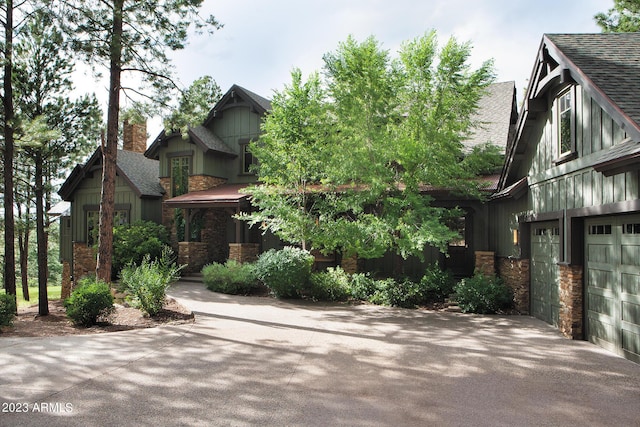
[1,281,639,426]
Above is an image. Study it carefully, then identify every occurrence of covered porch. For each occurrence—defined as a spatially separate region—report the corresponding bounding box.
[164,183,260,273]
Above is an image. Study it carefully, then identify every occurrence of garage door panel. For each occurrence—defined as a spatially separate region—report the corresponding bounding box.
[622,329,640,363]
[621,273,640,294]
[531,223,560,326]
[588,268,614,291]
[622,301,640,325]
[587,243,613,263]
[621,244,640,266]
[589,317,616,349]
[586,215,640,364]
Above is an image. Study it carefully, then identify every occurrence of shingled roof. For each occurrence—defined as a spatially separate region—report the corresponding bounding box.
[464,81,517,152]
[58,149,164,201]
[545,33,640,137]
[499,33,640,189]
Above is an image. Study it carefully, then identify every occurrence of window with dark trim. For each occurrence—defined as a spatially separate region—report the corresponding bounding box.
[557,87,575,159]
[171,156,190,196]
[86,209,129,246]
[239,139,256,174]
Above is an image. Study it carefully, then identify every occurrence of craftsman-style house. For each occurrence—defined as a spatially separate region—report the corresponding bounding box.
[489,33,640,363]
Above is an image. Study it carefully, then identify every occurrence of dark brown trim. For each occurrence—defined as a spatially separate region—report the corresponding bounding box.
[566,199,640,219]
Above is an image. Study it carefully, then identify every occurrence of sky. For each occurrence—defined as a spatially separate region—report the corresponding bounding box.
[112,0,608,142]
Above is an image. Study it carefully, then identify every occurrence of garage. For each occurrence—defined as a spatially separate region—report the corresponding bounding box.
[530,221,560,326]
[586,215,640,363]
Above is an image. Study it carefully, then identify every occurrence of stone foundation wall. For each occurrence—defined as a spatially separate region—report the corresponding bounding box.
[228,243,260,264]
[73,242,96,284]
[497,257,530,314]
[61,261,72,299]
[178,242,209,274]
[474,251,496,276]
[558,263,583,339]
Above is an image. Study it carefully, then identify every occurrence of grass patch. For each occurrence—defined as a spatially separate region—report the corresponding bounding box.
[1,286,62,308]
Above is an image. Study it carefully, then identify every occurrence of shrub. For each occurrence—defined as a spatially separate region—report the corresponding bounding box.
[454,274,513,314]
[253,247,314,298]
[112,220,170,278]
[0,293,17,327]
[348,272,378,301]
[202,261,258,295]
[369,278,423,308]
[307,267,351,301]
[419,264,455,303]
[119,247,184,316]
[64,277,114,327]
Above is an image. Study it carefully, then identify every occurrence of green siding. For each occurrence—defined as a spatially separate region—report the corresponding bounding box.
[71,172,144,242]
[493,85,636,257]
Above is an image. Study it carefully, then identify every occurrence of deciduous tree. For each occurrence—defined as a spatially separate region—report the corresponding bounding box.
[243,32,496,263]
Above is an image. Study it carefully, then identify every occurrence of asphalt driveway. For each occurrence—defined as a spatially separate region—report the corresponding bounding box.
[1,281,639,426]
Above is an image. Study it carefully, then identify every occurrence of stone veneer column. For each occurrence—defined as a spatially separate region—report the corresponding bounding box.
[558,263,583,339]
[341,255,359,274]
[497,257,530,314]
[228,243,260,264]
[474,251,496,276]
[73,242,97,284]
[178,242,209,274]
[61,261,72,299]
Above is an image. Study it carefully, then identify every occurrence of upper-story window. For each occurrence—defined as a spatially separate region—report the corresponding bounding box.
[171,156,190,196]
[239,139,256,174]
[557,87,575,158]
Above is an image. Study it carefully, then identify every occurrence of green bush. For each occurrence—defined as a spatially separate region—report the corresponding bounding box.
[307,267,351,301]
[0,293,17,327]
[454,274,513,314]
[202,261,258,295]
[64,277,114,327]
[369,278,423,308]
[112,220,170,278]
[419,264,455,303]
[253,247,314,298]
[119,247,184,316]
[347,272,378,301]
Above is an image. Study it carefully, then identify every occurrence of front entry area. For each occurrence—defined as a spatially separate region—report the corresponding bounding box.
[586,215,640,363]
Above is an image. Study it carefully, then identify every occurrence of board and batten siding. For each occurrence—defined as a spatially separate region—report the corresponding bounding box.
[493,85,637,257]
[70,173,142,243]
[209,106,262,184]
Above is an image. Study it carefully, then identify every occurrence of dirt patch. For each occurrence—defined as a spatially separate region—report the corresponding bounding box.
[0,298,194,337]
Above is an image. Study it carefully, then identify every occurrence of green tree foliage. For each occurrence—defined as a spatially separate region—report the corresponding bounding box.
[243,32,495,261]
[112,220,171,278]
[56,0,221,282]
[595,0,640,32]
[164,75,222,138]
[11,10,102,314]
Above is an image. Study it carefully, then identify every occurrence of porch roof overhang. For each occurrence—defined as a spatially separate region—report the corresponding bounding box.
[164,183,251,209]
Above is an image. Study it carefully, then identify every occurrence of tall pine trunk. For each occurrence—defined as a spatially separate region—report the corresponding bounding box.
[95,0,124,283]
[35,151,48,315]
[3,0,17,300]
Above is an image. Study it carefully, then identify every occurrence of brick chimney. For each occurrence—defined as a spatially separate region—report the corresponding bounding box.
[123,120,147,153]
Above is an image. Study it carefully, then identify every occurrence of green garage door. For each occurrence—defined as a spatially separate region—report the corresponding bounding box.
[586,215,640,364]
[531,222,560,326]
